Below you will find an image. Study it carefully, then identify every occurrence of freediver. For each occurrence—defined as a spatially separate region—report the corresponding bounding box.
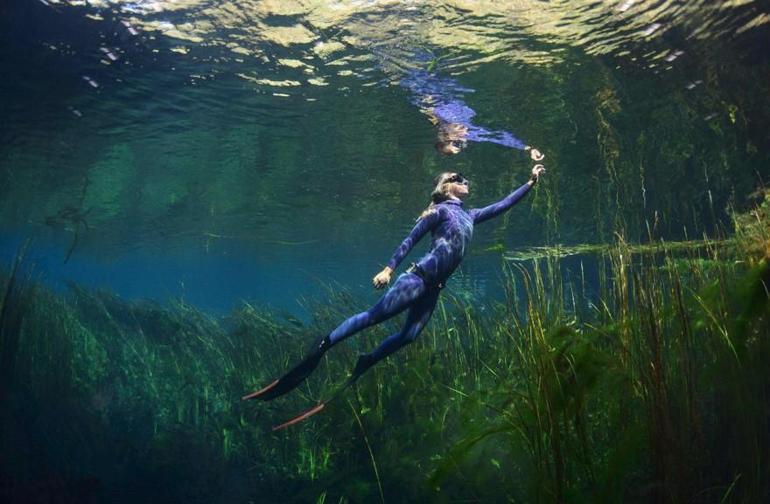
[244,164,546,422]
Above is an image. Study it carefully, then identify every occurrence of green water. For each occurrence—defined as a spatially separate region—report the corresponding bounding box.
[1,0,769,502]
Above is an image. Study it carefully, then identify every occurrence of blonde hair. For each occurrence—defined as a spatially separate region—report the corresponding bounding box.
[434,141,458,156]
[419,172,456,219]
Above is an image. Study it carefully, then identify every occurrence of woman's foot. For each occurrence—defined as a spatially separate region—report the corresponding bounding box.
[242,335,331,401]
[347,354,376,384]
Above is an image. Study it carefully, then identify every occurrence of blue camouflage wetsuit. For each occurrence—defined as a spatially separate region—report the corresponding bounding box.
[327,181,533,366]
[244,53,542,406]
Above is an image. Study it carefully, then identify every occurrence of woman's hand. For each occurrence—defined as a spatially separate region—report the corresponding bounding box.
[529,164,546,185]
[372,266,393,289]
[525,146,544,161]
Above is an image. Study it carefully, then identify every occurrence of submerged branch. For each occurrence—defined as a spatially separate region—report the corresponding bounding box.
[503,238,734,262]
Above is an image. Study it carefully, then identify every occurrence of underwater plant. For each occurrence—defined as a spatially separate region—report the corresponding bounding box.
[0,195,768,503]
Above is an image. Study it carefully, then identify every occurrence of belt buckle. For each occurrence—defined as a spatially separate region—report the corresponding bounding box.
[406,263,443,289]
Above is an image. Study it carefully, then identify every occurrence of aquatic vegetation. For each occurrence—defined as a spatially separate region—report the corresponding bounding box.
[0,241,35,407]
[733,189,770,262]
[0,196,768,502]
[431,196,770,502]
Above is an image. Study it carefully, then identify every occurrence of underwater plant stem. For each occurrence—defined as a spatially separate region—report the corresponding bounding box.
[348,399,385,504]
[0,241,31,406]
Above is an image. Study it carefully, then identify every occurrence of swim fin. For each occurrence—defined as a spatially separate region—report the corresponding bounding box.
[272,401,327,431]
[271,377,350,431]
[242,335,331,401]
[348,353,376,384]
[270,354,377,431]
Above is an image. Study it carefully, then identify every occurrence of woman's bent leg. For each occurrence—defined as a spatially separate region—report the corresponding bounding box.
[350,287,440,380]
[328,273,426,345]
[245,275,431,401]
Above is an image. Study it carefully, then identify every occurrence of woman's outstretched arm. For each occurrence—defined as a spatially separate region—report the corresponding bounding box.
[373,208,442,288]
[469,165,545,225]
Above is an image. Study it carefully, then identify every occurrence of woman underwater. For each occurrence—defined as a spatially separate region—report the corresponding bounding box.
[244,164,546,425]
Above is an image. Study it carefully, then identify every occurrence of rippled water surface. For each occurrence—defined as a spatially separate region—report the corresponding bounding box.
[1,0,769,310]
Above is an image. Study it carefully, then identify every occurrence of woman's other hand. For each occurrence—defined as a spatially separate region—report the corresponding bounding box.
[525,146,544,161]
[373,267,393,289]
[529,164,545,184]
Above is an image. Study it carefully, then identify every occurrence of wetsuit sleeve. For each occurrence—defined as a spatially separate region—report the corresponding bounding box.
[469,182,532,224]
[467,126,527,150]
[386,208,442,270]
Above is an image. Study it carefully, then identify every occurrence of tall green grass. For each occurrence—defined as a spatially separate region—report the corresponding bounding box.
[0,195,768,503]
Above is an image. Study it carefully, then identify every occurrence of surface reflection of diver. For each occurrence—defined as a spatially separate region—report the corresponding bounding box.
[398,64,544,159]
[244,165,545,429]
